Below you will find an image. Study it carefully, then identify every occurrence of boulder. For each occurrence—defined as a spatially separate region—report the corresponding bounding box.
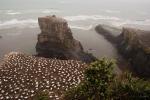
[36,15,96,63]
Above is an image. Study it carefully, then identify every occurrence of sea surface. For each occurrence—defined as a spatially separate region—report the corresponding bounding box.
[0,0,150,60]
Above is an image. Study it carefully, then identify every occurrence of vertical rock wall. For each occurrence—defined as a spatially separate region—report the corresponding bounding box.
[36,15,96,63]
[118,28,150,77]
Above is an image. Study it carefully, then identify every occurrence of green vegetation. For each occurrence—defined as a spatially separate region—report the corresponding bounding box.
[63,58,150,100]
[33,90,50,100]
[112,72,150,99]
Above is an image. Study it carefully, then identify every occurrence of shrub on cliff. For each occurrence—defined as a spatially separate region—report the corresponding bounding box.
[63,58,116,100]
[112,72,150,99]
[63,58,150,100]
[33,90,49,100]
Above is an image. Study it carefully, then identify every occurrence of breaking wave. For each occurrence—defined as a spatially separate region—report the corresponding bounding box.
[70,25,93,30]
[0,19,38,29]
[0,15,150,30]
[64,15,120,21]
[0,18,93,30]
[7,12,21,15]
[105,10,120,14]
[6,10,22,15]
[42,9,60,13]
[110,19,150,27]
[1,9,61,15]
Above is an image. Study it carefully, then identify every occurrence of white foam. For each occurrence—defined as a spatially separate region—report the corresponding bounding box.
[42,9,60,13]
[105,10,120,14]
[110,19,150,27]
[0,19,38,29]
[7,12,21,15]
[64,15,120,21]
[0,15,150,30]
[2,9,61,15]
[70,25,93,30]
[6,10,13,12]
[6,10,21,15]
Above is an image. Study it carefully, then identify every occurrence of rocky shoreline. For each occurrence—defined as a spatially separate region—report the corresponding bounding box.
[95,25,150,78]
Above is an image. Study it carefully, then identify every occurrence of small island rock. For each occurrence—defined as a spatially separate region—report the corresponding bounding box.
[36,15,96,63]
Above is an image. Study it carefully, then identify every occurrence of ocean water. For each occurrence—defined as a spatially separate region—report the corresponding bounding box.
[0,0,150,59]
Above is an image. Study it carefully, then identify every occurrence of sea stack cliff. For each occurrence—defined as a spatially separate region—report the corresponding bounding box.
[95,25,150,77]
[118,28,150,77]
[36,15,96,63]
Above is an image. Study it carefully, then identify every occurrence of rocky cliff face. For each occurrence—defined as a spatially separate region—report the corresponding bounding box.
[0,52,87,100]
[118,28,150,77]
[36,15,96,63]
[95,25,121,44]
[95,25,150,77]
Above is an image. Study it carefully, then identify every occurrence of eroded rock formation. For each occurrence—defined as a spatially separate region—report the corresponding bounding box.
[95,24,121,44]
[36,15,96,63]
[95,25,150,77]
[118,28,150,77]
[0,52,87,99]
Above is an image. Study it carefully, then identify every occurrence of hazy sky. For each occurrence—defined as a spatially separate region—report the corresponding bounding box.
[0,0,150,14]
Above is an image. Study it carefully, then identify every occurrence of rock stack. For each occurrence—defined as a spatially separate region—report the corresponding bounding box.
[36,15,96,63]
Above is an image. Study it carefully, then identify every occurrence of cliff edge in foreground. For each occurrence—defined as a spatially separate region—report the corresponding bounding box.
[36,15,96,63]
[0,52,87,100]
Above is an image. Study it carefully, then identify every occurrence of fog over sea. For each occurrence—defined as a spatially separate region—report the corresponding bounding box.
[0,0,150,60]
